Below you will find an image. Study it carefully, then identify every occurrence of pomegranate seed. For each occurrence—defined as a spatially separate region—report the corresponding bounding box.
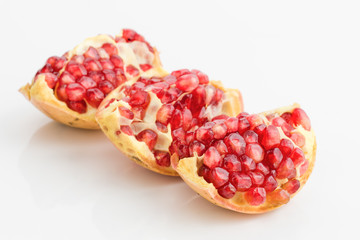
[214,89,223,103]
[163,75,177,84]
[109,55,124,68]
[245,143,264,163]
[83,58,102,72]
[290,148,305,167]
[212,140,228,155]
[282,179,300,194]
[154,151,171,167]
[210,167,229,188]
[189,141,206,156]
[224,133,246,156]
[171,69,191,78]
[243,130,258,144]
[288,168,297,179]
[263,175,278,192]
[98,80,115,95]
[66,61,87,79]
[203,146,222,168]
[261,125,280,150]
[65,83,86,101]
[100,59,115,70]
[71,55,85,64]
[267,189,290,204]
[55,84,68,101]
[254,124,266,139]
[191,85,206,108]
[240,155,256,172]
[58,71,76,85]
[217,183,236,199]
[256,162,270,176]
[276,157,295,179]
[120,125,133,136]
[185,132,195,144]
[84,47,100,60]
[272,117,286,127]
[244,187,266,206]
[126,65,140,76]
[238,118,250,134]
[225,117,239,133]
[66,100,87,113]
[122,29,138,41]
[182,109,193,131]
[237,112,249,118]
[246,114,264,129]
[212,122,227,139]
[103,69,117,85]
[139,64,152,71]
[191,69,209,84]
[172,128,186,142]
[42,73,57,89]
[272,117,294,136]
[128,90,150,107]
[205,85,216,105]
[160,88,182,104]
[230,172,252,191]
[172,140,189,158]
[223,154,242,172]
[118,106,134,119]
[136,129,158,150]
[101,43,118,56]
[279,139,294,157]
[281,112,293,124]
[38,63,53,74]
[290,132,305,147]
[78,76,97,89]
[170,109,183,129]
[114,68,126,85]
[291,108,311,131]
[198,165,211,183]
[299,160,309,176]
[266,148,283,169]
[196,127,214,145]
[85,88,104,108]
[248,172,265,186]
[155,121,168,133]
[88,71,105,83]
[175,73,199,92]
[156,104,174,125]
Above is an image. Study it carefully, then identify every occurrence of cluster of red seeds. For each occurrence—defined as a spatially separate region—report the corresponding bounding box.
[34,29,155,114]
[112,69,224,167]
[194,108,311,206]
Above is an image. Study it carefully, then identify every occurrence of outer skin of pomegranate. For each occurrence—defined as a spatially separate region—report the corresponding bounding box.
[20,33,167,129]
[96,79,243,176]
[171,104,316,213]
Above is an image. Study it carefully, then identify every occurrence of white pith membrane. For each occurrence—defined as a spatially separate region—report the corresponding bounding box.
[20,29,167,129]
[171,103,316,214]
[96,70,243,176]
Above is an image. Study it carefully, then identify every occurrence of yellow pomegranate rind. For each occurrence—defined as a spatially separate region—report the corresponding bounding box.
[96,80,244,176]
[20,33,166,129]
[171,103,316,213]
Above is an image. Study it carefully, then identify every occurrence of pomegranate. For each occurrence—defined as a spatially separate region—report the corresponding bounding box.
[171,104,316,213]
[19,29,167,129]
[96,69,243,176]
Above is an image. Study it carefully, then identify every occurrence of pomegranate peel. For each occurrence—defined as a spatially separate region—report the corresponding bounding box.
[20,30,166,129]
[171,103,316,213]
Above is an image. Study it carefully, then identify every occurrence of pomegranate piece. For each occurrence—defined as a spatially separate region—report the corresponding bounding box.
[261,125,280,150]
[240,155,256,172]
[266,148,283,169]
[290,132,305,148]
[291,108,311,131]
[154,151,171,167]
[42,73,57,89]
[238,118,250,134]
[203,147,222,169]
[210,167,229,188]
[276,157,295,179]
[118,106,134,119]
[198,165,211,183]
[66,83,86,101]
[156,104,174,125]
[245,143,264,163]
[85,88,104,108]
[243,130,258,144]
[98,80,115,95]
[196,127,214,145]
[136,129,158,150]
[66,61,87,79]
[224,133,246,156]
[256,162,270,176]
[175,73,199,92]
[282,179,300,194]
[67,100,87,113]
[126,65,140,76]
[189,141,206,156]
[263,175,278,192]
[212,122,227,139]
[230,172,252,191]
[212,140,228,155]
[218,183,236,199]
[248,172,265,186]
[191,69,209,84]
[223,154,242,172]
[225,117,238,133]
[78,76,97,89]
[290,148,305,167]
[267,189,290,204]
[84,47,100,60]
[244,187,266,206]
[128,90,150,108]
[102,43,118,56]
[278,138,294,157]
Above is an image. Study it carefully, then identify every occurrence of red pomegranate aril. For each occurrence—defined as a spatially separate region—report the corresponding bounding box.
[172,128,186,142]
[174,143,189,159]
[224,133,246,156]
[128,90,150,107]
[42,73,57,89]
[299,160,309,176]
[66,61,87,79]
[261,125,280,150]
[101,43,118,56]
[237,112,249,118]
[71,55,85,64]
[254,124,266,138]
[282,179,300,194]
[272,117,294,137]
[65,83,86,101]
[154,151,171,167]
[120,125,133,136]
[256,162,270,176]
[246,114,264,129]
[203,146,222,169]
[103,69,117,85]
[210,167,229,188]
[290,148,305,167]
[46,56,65,71]
[198,165,211,183]
[109,55,124,68]
[58,71,76,85]
[171,69,191,78]
[114,68,126,85]
[78,76,97,89]
[182,109,193,131]
[240,155,256,172]
[248,171,265,186]
[290,132,306,148]
[267,189,290,204]
[100,59,115,70]
[224,117,238,133]
[67,100,87,113]
[189,141,206,156]
[205,85,216,105]
[118,106,134,119]
[218,183,236,199]
[243,130,258,144]
[230,172,252,191]
[196,127,214,145]
[155,121,168,133]
[126,65,140,76]
[245,143,264,163]
[185,132,195,144]
[266,148,283,169]
[86,88,104,108]
[223,154,242,172]
[191,69,209,84]
[170,109,183,129]
[263,175,278,192]
[212,122,228,139]
[276,157,295,179]
[238,118,251,134]
[38,63,53,74]
[84,47,100,60]
[214,89,223,103]
[98,80,115,95]
[136,129,158,150]
[88,71,105,83]
[83,58,102,72]
[291,108,311,131]
[212,140,228,155]
[279,138,294,157]
[245,187,266,206]
[156,104,174,125]
[139,64,152,71]
[281,112,293,124]
[55,84,68,101]
[175,73,199,92]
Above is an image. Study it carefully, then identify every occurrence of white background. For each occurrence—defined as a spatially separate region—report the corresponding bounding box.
[1,0,359,239]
